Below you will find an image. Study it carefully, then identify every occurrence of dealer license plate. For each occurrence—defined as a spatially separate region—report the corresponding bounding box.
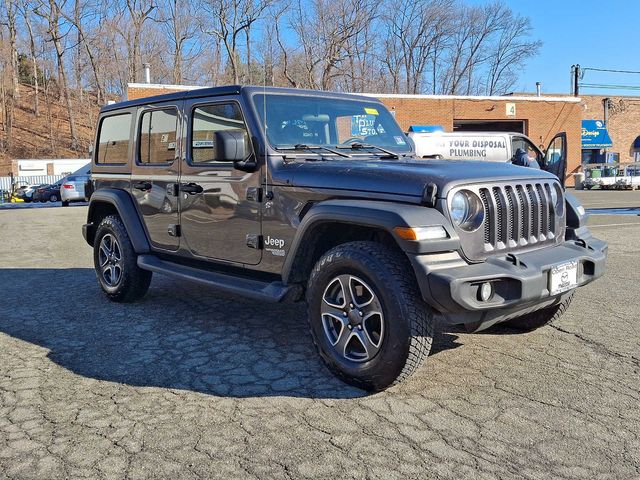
[549,261,578,296]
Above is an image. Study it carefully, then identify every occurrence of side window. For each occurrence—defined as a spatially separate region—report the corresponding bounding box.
[96,113,132,164]
[138,109,178,165]
[190,103,249,165]
[512,137,541,164]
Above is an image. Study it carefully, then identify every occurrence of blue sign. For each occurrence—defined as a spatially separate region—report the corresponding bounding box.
[408,125,444,133]
[581,120,612,149]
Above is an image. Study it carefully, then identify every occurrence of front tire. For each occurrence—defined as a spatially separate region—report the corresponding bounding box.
[307,241,433,391]
[61,200,69,207]
[503,292,575,331]
[49,194,58,202]
[93,215,152,302]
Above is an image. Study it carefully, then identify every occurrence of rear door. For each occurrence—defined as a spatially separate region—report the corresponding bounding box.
[130,101,182,251]
[542,132,568,186]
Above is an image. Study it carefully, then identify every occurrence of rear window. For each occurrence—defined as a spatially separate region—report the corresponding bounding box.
[96,113,132,164]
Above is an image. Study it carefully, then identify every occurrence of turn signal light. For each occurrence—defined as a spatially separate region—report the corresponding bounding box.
[394,226,448,241]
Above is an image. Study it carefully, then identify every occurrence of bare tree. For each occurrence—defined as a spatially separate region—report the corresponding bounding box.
[484,11,541,95]
[157,0,201,84]
[382,0,453,94]
[2,0,20,100]
[290,0,378,91]
[34,0,79,150]
[18,1,40,115]
[201,0,273,84]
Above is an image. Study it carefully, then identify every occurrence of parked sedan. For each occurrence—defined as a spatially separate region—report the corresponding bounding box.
[60,175,90,206]
[33,183,63,202]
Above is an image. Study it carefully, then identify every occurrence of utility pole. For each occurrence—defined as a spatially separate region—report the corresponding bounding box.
[573,64,580,97]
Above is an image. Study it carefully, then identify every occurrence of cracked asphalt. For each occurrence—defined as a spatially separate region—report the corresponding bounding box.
[0,191,639,479]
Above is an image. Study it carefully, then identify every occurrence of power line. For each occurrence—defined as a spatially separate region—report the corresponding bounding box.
[579,83,640,91]
[582,67,640,75]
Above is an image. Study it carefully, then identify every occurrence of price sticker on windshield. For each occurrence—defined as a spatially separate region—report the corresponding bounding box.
[364,107,379,115]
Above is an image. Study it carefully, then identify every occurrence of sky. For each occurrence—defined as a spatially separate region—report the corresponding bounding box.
[493,0,640,95]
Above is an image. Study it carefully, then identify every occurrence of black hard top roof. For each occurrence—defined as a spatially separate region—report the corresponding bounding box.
[101,85,381,113]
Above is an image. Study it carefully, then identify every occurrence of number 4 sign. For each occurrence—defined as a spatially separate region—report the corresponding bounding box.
[506,103,516,117]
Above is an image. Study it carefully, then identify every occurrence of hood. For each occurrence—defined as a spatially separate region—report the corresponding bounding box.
[284,158,558,198]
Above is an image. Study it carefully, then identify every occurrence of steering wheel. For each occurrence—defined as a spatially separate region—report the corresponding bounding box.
[340,137,363,145]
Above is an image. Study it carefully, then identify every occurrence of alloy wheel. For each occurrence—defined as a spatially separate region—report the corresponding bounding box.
[98,234,123,287]
[320,274,384,362]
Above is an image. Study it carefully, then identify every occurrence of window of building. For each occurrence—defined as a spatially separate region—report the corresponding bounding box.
[190,103,249,165]
[138,109,178,165]
[96,113,132,164]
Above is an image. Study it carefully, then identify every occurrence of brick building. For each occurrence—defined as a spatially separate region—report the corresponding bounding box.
[127,83,583,184]
[579,94,640,164]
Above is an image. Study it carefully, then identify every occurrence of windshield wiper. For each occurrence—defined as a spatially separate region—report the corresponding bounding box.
[280,144,351,158]
[335,142,401,159]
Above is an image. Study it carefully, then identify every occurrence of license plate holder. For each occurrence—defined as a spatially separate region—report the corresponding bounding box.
[549,261,578,296]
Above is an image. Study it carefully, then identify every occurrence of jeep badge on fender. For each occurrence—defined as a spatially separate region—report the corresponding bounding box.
[82,86,607,391]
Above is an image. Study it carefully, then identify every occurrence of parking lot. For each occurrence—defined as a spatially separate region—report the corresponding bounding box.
[0,191,639,479]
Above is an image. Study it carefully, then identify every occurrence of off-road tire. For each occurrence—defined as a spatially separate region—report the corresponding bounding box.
[93,214,152,302]
[504,292,575,331]
[307,241,434,391]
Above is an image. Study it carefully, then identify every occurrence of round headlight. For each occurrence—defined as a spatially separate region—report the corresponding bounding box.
[450,191,469,225]
[450,190,485,231]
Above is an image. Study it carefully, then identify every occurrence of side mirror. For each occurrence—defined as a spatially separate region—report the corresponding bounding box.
[214,130,247,162]
[214,129,256,171]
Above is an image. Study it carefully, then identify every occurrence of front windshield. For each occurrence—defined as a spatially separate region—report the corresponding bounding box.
[252,93,412,154]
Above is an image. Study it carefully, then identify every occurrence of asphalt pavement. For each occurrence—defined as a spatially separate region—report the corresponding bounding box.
[0,191,639,479]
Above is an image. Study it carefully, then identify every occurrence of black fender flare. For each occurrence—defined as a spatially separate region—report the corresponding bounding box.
[281,199,459,283]
[84,189,150,253]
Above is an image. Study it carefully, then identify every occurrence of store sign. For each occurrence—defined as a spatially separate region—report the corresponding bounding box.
[581,120,613,148]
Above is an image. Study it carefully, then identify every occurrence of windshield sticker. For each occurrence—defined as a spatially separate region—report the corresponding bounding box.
[364,107,379,115]
[394,136,406,145]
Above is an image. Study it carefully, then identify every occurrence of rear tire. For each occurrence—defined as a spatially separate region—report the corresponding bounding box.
[306,241,433,391]
[93,215,152,302]
[61,200,69,207]
[503,292,575,331]
[49,194,58,202]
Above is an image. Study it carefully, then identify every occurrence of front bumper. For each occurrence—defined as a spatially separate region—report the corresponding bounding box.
[409,234,607,326]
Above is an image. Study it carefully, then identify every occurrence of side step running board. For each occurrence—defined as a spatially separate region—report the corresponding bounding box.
[137,254,299,303]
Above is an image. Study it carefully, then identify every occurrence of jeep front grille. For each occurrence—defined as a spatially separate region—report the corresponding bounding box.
[450,180,564,261]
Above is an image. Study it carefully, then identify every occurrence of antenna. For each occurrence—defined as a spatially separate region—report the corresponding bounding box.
[263,63,269,199]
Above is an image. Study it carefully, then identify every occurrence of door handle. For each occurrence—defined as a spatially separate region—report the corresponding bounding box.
[133,181,152,191]
[180,182,203,194]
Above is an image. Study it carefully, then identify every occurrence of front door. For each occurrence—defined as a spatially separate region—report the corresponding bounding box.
[130,102,182,251]
[542,132,568,186]
[179,98,262,265]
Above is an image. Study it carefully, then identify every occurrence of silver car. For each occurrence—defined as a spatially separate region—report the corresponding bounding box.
[60,175,90,206]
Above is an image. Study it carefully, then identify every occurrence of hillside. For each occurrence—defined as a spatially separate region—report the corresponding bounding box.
[0,84,112,174]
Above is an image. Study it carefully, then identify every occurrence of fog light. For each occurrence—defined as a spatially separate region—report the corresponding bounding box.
[478,282,494,302]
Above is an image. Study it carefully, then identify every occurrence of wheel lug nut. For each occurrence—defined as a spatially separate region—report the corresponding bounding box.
[349,303,354,308]
[348,325,352,330]
[343,311,347,317]
[357,325,363,330]
[358,311,363,316]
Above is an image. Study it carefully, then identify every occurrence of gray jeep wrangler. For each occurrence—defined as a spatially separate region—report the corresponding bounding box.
[83,86,607,391]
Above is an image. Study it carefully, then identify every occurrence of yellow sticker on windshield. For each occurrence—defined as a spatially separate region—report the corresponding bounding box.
[364,107,379,115]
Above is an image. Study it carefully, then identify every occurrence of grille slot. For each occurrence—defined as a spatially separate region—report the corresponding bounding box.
[476,181,559,254]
